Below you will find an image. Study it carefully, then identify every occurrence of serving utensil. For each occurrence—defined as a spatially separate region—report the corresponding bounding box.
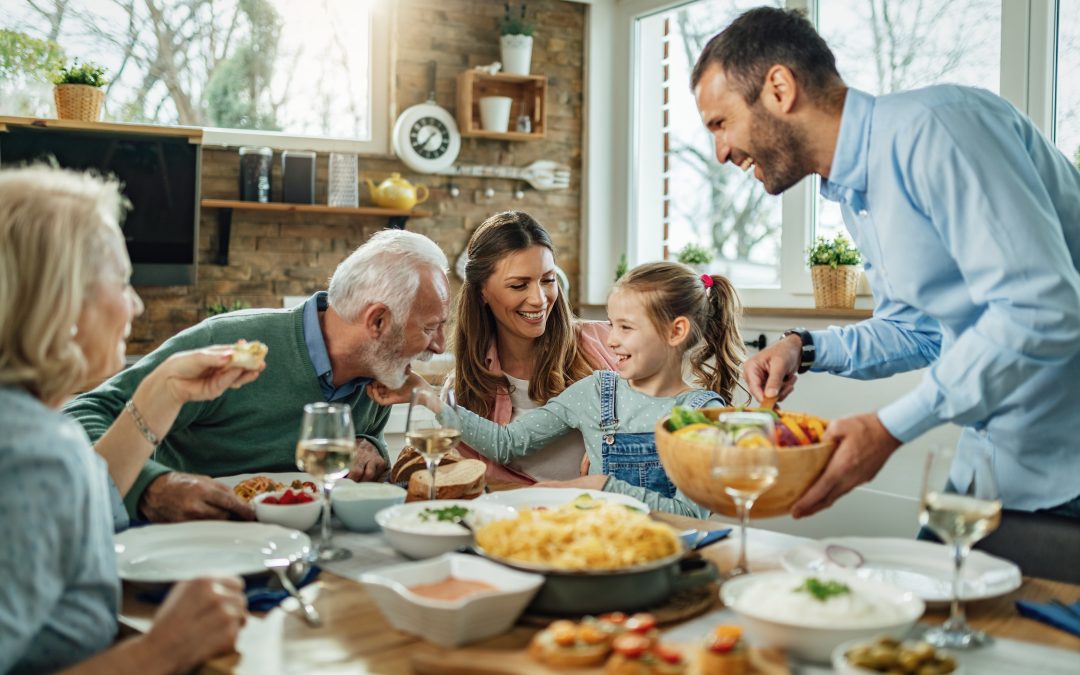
[266,557,321,627]
[434,160,570,191]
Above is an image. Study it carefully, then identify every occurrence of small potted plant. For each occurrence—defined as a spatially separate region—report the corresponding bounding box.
[53,60,108,121]
[806,233,862,308]
[499,2,534,75]
[676,242,713,274]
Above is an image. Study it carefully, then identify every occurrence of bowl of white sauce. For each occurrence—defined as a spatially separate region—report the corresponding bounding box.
[720,571,925,662]
[375,500,518,559]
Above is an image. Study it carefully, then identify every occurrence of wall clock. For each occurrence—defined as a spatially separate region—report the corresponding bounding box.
[392,63,461,174]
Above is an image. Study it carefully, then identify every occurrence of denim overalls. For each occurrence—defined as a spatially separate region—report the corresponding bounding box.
[598,370,723,498]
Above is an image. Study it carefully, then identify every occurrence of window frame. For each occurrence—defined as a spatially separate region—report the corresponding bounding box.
[193,3,394,155]
[581,0,1062,307]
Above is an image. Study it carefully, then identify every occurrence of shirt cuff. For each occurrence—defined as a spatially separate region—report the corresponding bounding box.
[808,329,847,372]
[877,387,941,443]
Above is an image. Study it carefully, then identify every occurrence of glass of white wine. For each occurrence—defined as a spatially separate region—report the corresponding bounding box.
[296,402,355,562]
[919,446,1001,648]
[405,380,462,501]
[712,411,780,578]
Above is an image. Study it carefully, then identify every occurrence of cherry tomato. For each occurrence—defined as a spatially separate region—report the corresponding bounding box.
[625,613,657,634]
[612,633,651,659]
[654,644,683,664]
[599,612,627,624]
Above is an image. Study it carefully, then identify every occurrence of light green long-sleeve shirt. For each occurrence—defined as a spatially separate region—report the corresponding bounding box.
[448,372,718,517]
[64,305,390,519]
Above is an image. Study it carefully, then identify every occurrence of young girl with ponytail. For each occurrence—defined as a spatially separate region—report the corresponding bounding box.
[375,261,745,516]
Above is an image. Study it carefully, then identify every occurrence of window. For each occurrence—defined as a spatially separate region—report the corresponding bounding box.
[1057,0,1080,164]
[816,0,1003,245]
[1,0,390,153]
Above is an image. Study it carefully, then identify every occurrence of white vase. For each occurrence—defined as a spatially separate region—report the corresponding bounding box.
[479,96,513,132]
[500,34,533,75]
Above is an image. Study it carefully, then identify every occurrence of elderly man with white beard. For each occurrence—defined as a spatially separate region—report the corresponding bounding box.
[65,230,450,523]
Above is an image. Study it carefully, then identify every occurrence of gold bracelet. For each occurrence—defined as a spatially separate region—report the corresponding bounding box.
[125,399,160,446]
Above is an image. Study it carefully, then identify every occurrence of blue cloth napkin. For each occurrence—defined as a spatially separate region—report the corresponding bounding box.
[135,565,322,612]
[1015,599,1080,638]
[681,528,732,551]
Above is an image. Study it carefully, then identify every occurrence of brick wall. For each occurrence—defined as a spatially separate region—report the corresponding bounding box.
[131,0,586,354]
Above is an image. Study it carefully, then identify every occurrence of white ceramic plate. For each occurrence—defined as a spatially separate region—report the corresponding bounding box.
[475,487,649,514]
[215,471,316,490]
[115,521,311,583]
[780,536,1022,602]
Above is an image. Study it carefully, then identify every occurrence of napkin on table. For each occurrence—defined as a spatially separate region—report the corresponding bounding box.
[135,565,322,612]
[1015,599,1080,638]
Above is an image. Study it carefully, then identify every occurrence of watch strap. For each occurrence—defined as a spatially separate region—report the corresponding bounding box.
[784,328,815,374]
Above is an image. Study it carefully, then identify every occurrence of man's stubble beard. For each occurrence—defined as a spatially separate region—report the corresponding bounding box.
[749,103,814,196]
[363,323,435,389]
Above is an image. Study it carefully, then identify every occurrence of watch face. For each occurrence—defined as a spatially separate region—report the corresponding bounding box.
[409,116,451,159]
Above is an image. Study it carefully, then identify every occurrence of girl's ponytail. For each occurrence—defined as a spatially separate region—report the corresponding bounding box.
[689,274,746,405]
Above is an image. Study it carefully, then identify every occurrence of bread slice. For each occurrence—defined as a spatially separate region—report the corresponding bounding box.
[228,339,268,370]
[391,446,462,484]
[406,458,486,501]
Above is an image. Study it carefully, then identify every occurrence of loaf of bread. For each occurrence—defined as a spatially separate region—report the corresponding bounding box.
[390,446,464,484]
[406,458,486,501]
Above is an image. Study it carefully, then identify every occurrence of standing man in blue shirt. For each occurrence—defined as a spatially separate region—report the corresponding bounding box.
[692,7,1080,519]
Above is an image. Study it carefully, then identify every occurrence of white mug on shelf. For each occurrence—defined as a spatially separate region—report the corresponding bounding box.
[479,96,513,133]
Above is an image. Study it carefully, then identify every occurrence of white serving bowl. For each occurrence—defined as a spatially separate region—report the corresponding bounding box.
[832,637,963,675]
[332,480,407,532]
[720,571,925,663]
[252,490,322,531]
[375,500,517,559]
[359,553,544,647]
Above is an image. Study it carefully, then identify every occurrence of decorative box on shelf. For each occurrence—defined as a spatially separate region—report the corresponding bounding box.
[456,70,546,140]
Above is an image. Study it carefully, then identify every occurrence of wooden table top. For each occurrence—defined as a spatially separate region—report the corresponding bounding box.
[119,512,1080,674]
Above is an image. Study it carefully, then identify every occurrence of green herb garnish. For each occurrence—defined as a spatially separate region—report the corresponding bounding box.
[419,505,469,522]
[794,577,851,601]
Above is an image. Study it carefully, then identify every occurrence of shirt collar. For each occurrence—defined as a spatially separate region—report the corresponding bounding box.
[820,88,875,203]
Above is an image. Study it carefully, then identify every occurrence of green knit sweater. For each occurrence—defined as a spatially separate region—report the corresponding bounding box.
[64,305,390,518]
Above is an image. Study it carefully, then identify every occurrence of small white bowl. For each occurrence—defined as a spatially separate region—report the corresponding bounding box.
[832,637,963,675]
[720,571,925,663]
[375,500,517,559]
[252,490,322,531]
[359,552,544,647]
[332,480,407,532]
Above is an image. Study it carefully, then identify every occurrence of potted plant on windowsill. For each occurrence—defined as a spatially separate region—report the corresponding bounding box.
[676,242,713,274]
[53,60,108,121]
[807,233,862,309]
[499,2,534,75]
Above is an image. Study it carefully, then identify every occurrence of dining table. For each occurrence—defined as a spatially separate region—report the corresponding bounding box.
[118,508,1080,674]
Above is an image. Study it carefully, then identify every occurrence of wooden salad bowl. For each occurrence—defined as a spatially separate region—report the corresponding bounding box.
[655,408,835,518]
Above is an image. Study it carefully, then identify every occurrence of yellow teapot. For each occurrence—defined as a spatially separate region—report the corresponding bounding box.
[365,173,429,210]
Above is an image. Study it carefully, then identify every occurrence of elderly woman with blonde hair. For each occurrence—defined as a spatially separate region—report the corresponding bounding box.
[0,165,261,674]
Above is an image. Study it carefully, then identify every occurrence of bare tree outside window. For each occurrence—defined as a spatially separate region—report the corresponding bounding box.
[1,0,373,140]
[1057,0,1080,166]
[817,0,1002,242]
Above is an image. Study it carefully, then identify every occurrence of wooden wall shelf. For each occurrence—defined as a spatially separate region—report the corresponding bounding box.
[200,199,432,265]
[456,71,546,140]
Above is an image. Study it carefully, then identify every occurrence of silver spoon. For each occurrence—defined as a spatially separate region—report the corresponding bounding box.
[825,543,866,569]
[265,557,321,627]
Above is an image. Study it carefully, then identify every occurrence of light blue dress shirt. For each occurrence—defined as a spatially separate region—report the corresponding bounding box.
[0,387,119,674]
[302,291,371,402]
[815,86,1080,511]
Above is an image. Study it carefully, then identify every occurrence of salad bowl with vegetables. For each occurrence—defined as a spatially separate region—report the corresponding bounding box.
[655,406,835,518]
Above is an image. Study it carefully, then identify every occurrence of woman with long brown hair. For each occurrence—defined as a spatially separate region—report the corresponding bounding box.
[452,211,617,483]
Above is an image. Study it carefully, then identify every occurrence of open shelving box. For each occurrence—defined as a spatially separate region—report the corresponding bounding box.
[456,70,547,141]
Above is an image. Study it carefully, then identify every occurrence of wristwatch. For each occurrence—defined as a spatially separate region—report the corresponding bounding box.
[783,328,815,374]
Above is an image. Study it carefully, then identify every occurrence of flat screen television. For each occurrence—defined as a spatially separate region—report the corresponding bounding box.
[0,125,200,285]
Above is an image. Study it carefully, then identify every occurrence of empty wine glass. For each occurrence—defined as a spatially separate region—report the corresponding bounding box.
[405,380,462,501]
[295,402,355,562]
[919,447,1001,648]
[712,411,780,577]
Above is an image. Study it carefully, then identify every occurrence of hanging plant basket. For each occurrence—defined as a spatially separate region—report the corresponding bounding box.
[811,265,860,309]
[54,84,105,121]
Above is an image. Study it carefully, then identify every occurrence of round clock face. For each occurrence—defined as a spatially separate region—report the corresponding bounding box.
[393,103,461,174]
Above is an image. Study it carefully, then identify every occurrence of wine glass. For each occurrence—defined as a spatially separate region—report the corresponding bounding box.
[295,402,356,562]
[711,411,780,577]
[919,447,1001,648]
[405,380,463,501]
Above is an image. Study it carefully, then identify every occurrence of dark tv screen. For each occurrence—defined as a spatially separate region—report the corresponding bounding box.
[0,126,200,285]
